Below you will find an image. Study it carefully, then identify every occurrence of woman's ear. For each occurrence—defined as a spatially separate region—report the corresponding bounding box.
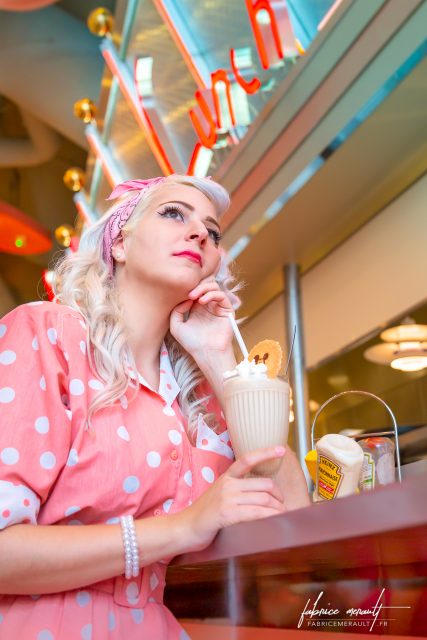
[111,235,126,266]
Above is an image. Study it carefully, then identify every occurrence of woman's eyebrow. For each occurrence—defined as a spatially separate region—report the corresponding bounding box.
[159,200,221,230]
[160,200,194,211]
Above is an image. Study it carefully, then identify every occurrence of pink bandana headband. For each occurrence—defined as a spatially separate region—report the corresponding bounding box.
[102,177,167,273]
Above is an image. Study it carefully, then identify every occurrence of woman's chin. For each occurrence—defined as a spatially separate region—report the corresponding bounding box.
[163,271,201,293]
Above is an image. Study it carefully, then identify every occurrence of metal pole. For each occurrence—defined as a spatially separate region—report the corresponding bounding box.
[284,264,311,485]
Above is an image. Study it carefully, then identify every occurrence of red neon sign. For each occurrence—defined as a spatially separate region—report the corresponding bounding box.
[230,48,261,94]
[132,0,299,174]
[189,90,218,149]
[245,0,284,69]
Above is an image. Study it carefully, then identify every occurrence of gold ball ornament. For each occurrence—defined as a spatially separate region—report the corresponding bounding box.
[74,98,97,123]
[87,7,113,37]
[54,224,74,248]
[63,168,85,192]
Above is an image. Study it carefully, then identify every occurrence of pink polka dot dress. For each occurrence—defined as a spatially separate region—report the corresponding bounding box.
[0,302,234,639]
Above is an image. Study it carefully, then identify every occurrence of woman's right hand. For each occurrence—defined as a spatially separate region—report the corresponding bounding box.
[176,446,287,553]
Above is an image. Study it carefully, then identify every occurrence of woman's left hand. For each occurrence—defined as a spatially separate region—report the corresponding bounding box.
[170,278,234,357]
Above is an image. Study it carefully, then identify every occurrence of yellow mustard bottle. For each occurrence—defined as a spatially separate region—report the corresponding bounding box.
[315,434,364,501]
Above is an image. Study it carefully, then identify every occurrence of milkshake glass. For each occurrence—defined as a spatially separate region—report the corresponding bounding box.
[223,360,290,477]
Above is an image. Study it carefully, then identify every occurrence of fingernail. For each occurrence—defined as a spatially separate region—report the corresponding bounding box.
[275,446,286,456]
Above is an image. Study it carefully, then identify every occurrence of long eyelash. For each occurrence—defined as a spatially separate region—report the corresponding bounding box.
[209,229,222,245]
[159,205,184,217]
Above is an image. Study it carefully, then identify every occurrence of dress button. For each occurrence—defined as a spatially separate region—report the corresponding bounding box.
[154,509,161,516]
[170,450,178,461]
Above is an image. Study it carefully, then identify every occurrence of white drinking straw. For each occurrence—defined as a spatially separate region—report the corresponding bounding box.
[227,313,249,359]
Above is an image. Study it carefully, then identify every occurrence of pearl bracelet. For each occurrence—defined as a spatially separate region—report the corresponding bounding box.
[120,515,140,579]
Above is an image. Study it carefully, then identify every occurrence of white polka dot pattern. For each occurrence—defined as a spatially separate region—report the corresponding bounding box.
[146,451,161,468]
[81,622,92,639]
[66,449,79,466]
[162,405,175,416]
[39,375,46,391]
[108,612,116,630]
[0,324,6,337]
[1,447,19,465]
[163,499,173,513]
[37,630,54,640]
[123,476,140,494]
[65,506,81,517]
[69,379,84,396]
[32,336,39,350]
[76,590,91,607]
[117,426,130,441]
[46,328,57,345]
[126,582,139,605]
[88,379,103,391]
[131,609,144,624]
[0,387,15,403]
[184,471,192,487]
[150,572,159,591]
[34,416,50,434]
[201,466,215,483]
[0,350,16,365]
[39,451,56,470]
[168,430,182,446]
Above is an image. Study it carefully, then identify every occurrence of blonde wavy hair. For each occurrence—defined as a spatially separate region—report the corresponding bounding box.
[54,175,241,440]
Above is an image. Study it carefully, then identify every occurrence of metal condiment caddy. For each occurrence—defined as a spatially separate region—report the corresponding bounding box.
[310,390,402,483]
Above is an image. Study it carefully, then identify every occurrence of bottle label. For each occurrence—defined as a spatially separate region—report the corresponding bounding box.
[360,452,375,490]
[317,454,343,500]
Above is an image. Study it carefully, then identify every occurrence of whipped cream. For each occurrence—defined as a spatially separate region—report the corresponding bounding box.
[223,358,268,380]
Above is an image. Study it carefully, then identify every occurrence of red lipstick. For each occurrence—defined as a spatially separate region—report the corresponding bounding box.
[173,251,202,266]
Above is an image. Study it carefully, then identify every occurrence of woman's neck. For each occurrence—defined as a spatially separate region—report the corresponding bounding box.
[116,280,177,387]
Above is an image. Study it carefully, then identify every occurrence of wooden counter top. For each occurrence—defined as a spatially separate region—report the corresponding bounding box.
[168,472,427,582]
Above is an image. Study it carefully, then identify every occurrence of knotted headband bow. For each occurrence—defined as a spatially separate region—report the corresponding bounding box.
[102,177,166,274]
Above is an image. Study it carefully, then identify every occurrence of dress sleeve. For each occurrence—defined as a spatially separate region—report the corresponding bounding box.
[0,303,71,530]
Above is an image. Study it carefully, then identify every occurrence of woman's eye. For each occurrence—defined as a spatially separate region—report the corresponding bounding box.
[159,206,184,220]
[208,229,222,246]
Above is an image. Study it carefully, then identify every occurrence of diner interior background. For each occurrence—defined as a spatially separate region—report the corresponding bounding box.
[0,0,427,465]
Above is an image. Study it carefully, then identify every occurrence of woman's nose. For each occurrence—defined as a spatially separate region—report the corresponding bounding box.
[186,221,208,246]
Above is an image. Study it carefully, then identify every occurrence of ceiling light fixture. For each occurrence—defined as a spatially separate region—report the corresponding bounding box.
[364,317,427,372]
[87,7,113,38]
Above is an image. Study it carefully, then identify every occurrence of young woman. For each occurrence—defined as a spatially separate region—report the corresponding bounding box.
[0,175,309,639]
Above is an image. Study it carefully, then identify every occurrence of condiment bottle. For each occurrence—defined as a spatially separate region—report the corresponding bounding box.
[315,434,364,501]
[358,437,395,491]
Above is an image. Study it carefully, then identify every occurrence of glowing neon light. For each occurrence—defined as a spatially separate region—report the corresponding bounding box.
[230,48,261,94]
[187,143,213,177]
[189,90,217,149]
[245,0,284,69]
[211,69,237,129]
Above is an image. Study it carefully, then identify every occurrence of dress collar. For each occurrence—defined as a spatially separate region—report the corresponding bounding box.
[128,343,180,407]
